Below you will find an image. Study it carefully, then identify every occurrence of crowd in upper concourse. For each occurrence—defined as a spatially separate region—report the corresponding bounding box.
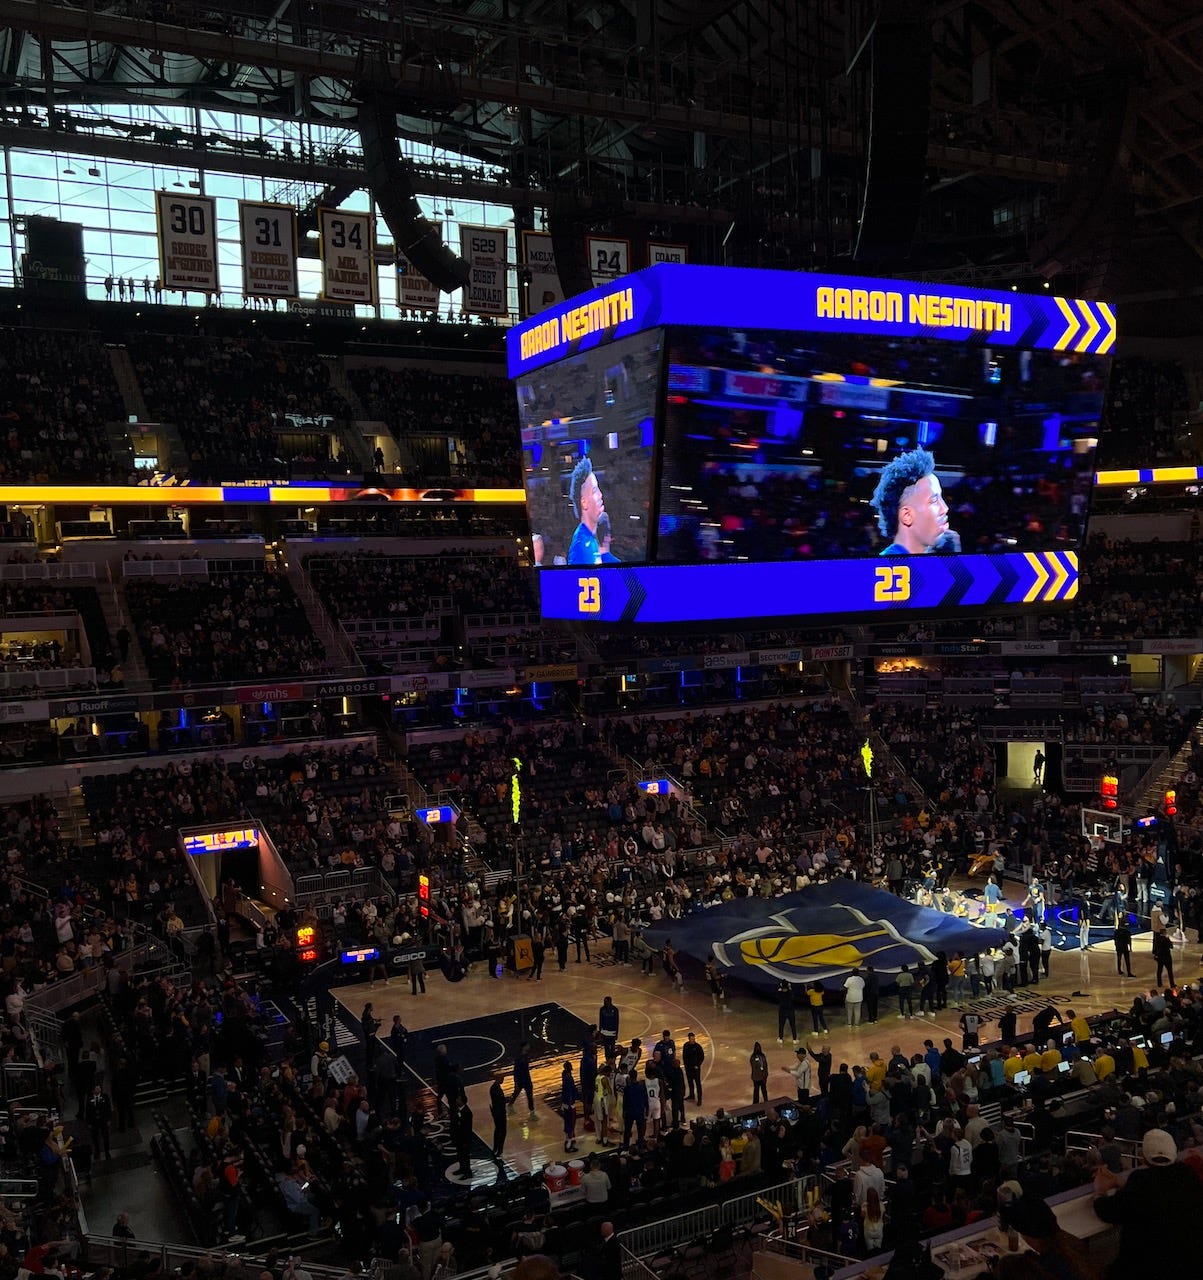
[346,365,521,484]
[305,551,537,623]
[129,333,351,480]
[0,327,131,481]
[1099,357,1192,466]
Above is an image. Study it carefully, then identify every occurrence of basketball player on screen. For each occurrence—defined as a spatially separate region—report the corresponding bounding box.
[870,446,961,555]
[567,455,605,565]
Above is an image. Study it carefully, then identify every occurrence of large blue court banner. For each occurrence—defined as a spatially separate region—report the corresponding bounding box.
[644,882,992,993]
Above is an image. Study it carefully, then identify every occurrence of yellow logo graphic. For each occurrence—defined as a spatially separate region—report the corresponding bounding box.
[741,927,898,971]
[711,906,939,981]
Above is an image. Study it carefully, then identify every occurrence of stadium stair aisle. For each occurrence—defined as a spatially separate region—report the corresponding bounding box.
[99,577,150,687]
[60,785,95,847]
[283,557,365,675]
[105,344,149,421]
[1130,714,1202,811]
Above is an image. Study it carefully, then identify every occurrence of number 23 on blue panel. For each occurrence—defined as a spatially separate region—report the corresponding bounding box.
[578,576,601,614]
[873,565,911,603]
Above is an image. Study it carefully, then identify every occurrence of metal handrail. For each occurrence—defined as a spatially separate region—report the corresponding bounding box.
[757,1234,857,1271]
[617,1172,817,1259]
[82,1234,350,1279]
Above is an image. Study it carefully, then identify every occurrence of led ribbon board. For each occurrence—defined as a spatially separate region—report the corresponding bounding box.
[507,264,1116,378]
[552,552,1079,624]
[0,484,526,506]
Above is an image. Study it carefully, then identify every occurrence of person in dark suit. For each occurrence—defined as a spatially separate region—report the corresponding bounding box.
[508,1042,536,1117]
[1114,915,1134,977]
[599,1221,622,1280]
[451,1096,474,1179]
[85,1084,113,1160]
[489,1074,508,1161]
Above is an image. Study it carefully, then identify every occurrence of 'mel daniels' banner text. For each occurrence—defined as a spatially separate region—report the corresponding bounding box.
[319,207,375,306]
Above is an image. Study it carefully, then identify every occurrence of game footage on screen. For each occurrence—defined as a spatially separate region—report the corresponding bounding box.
[515,330,661,567]
[656,327,1107,564]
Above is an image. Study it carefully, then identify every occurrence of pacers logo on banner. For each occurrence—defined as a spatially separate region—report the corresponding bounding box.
[712,905,938,980]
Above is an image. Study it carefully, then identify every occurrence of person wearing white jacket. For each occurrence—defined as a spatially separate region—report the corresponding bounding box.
[782,1046,812,1101]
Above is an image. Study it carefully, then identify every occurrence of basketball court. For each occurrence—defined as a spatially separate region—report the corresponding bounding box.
[329,881,1201,1188]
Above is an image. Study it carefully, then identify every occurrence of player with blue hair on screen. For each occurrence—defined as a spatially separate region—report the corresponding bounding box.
[871,447,960,555]
[567,455,604,565]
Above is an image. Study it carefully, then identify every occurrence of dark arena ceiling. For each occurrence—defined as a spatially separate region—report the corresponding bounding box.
[2,1,1203,329]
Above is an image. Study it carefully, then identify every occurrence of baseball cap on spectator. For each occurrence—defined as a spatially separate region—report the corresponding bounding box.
[1142,1129,1177,1165]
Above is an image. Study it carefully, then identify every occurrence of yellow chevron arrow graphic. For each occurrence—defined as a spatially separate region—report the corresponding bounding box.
[1063,550,1079,600]
[1054,296,1081,351]
[1096,302,1117,354]
[1044,551,1070,600]
[1076,301,1101,353]
[1023,551,1051,603]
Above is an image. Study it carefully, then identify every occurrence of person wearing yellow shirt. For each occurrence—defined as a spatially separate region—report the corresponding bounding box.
[1022,1045,1043,1076]
[1069,1010,1091,1044]
[1040,1043,1063,1073]
[1130,1040,1149,1074]
[1003,1051,1025,1084]
[1094,1050,1116,1080]
[866,1052,887,1092]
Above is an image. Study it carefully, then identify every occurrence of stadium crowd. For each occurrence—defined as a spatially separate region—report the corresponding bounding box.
[305,552,537,625]
[347,365,521,483]
[1101,357,1193,466]
[129,334,351,480]
[1052,535,1203,640]
[0,327,130,481]
[124,569,327,687]
[0,663,1197,1280]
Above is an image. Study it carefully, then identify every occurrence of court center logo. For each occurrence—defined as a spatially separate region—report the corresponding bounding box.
[712,904,938,980]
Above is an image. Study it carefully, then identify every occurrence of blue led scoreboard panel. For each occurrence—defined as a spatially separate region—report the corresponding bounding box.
[508,265,1113,625]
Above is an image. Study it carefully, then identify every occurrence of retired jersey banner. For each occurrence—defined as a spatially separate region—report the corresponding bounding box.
[460,225,508,316]
[588,236,631,288]
[397,251,440,312]
[318,208,375,305]
[155,192,219,294]
[644,883,991,993]
[238,201,298,299]
[648,241,688,265]
[521,230,563,316]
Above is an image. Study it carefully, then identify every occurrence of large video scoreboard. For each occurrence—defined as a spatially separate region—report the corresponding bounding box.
[507,265,1114,625]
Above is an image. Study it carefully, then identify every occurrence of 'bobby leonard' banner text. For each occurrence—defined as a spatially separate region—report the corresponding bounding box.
[460,225,508,316]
